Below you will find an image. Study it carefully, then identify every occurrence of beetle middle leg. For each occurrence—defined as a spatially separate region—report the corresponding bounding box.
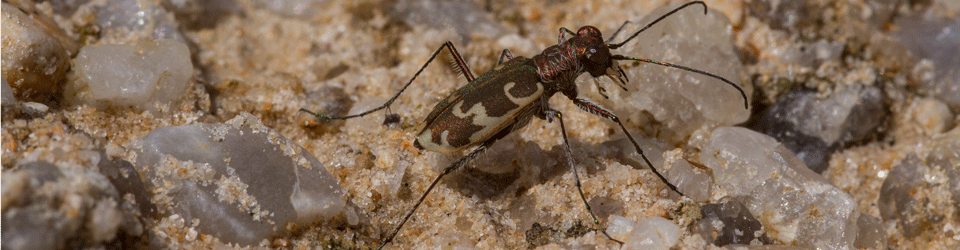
[544,108,625,245]
[300,41,477,120]
[497,49,514,66]
[571,98,683,195]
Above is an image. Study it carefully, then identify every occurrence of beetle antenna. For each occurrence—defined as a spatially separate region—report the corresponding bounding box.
[611,55,748,109]
[607,1,707,49]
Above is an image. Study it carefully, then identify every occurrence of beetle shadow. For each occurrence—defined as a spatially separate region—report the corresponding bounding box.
[439,133,611,201]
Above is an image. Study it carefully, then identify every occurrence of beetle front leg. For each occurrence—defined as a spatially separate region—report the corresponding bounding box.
[543,109,624,245]
[571,98,683,196]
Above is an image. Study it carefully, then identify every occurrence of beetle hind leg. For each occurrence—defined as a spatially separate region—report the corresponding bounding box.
[378,140,492,249]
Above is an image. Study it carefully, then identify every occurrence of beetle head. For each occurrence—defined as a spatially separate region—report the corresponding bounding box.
[571,26,628,85]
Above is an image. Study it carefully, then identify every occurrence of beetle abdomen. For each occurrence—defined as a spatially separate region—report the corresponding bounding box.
[415,58,546,153]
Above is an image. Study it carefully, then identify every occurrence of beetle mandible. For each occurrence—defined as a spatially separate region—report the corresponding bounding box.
[300,1,748,248]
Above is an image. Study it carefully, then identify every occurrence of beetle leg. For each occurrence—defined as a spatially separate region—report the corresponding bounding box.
[301,41,476,120]
[378,141,492,249]
[543,109,625,245]
[497,49,515,66]
[558,27,578,44]
[592,78,610,99]
[604,20,632,44]
[571,98,683,196]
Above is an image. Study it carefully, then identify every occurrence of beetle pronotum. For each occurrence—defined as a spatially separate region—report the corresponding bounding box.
[301,1,748,248]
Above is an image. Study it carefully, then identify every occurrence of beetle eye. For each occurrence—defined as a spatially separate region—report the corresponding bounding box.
[586,48,600,60]
[588,47,605,63]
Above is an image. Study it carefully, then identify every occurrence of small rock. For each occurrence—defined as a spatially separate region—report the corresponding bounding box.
[253,0,329,19]
[132,112,346,246]
[701,127,859,249]
[612,216,682,250]
[879,130,960,238]
[927,129,960,203]
[756,84,886,173]
[20,102,48,114]
[692,198,767,246]
[166,0,241,29]
[1,3,73,100]
[1,160,137,250]
[878,156,936,238]
[3,78,17,108]
[45,0,92,16]
[893,14,960,112]
[854,212,886,249]
[903,97,953,136]
[97,0,186,42]
[662,148,712,202]
[64,40,193,113]
[777,39,845,68]
[393,0,505,42]
[588,196,624,222]
[747,0,819,33]
[299,86,353,130]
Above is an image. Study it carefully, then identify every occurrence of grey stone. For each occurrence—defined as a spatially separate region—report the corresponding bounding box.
[64,40,193,113]
[701,127,859,249]
[692,197,767,246]
[132,112,346,246]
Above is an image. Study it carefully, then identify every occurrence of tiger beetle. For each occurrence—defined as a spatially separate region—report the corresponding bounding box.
[300,1,748,248]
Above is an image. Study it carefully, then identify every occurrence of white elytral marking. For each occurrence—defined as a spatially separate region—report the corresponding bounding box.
[416,130,456,153]
[464,82,545,143]
[452,101,489,120]
[504,82,543,105]
[418,82,546,153]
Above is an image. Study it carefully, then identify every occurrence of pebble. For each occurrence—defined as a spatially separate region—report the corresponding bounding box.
[692,198,767,246]
[393,0,505,42]
[2,155,142,250]
[3,78,17,107]
[64,39,193,113]
[903,97,954,135]
[879,129,960,238]
[1,3,73,100]
[166,0,241,28]
[755,84,886,173]
[854,212,886,249]
[253,0,328,19]
[299,86,353,130]
[607,215,681,250]
[747,0,818,33]
[701,127,860,249]
[893,13,960,111]
[131,112,346,246]
[662,148,712,202]
[97,0,186,42]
